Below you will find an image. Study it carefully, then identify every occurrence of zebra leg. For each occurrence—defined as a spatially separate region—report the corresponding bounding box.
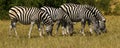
[49,25,53,36]
[9,20,18,37]
[88,21,93,34]
[46,25,53,36]
[41,22,45,35]
[61,21,68,36]
[70,25,74,36]
[41,23,45,36]
[80,19,86,36]
[28,22,35,38]
[36,22,43,37]
[61,26,67,36]
[55,21,60,35]
[9,23,13,36]
[66,25,69,35]
[13,26,18,38]
[66,25,71,35]
[89,25,93,34]
[67,24,73,36]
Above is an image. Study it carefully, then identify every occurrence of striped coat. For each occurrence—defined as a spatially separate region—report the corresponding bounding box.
[60,3,106,35]
[9,6,53,38]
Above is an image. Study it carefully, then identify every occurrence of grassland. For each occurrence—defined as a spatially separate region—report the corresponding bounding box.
[0,15,120,48]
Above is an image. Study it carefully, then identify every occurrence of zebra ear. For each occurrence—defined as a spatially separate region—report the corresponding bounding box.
[102,19,106,22]
[103,19,105,21]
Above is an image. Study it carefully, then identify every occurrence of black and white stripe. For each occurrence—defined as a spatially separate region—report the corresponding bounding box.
[41,6,61,34]
[9,6,53,38]
[41,6,61,22]
[84,5,107,33]
[41,6,72,35]
[60,3,106,36]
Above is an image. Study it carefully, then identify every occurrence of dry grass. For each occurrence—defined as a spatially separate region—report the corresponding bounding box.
[0,15,120,48]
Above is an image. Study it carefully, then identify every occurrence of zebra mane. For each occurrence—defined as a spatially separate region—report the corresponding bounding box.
[85,5,104,21]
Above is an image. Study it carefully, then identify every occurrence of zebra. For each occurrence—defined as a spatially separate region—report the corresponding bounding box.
[9,6,53,38]
[84,5,107,33]
[41,6,72,35]
[60,3,106,36]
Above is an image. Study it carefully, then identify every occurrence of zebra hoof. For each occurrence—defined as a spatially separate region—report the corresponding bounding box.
[62,32,67,36]
[82,33,86,36]
[96,32,101,35]
[28,36,31,38]
[39,33,43,37]
[39,35,43,37]
[80,32,85,36]
[69,32,73,36]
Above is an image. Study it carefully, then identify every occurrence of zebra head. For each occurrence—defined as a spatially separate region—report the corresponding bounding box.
[86,5,107,33]
[98,15,107,33]
[94,10,107,33]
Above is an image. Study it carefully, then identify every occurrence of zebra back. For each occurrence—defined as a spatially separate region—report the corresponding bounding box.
[41,6,61,22]
[60,3,105,22]
[83,5,106,21]
[9,6,53,25]
[38,9,53,25]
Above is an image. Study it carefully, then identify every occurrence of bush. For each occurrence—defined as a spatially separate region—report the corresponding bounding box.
[0,0,113,20]
[113,3,120,15]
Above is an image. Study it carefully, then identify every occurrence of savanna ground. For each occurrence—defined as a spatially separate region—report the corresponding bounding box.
[0,15,120,48]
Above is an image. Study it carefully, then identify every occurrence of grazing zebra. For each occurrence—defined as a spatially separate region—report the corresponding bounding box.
[41,6,72,35]
[84,5,107,33]
[9,6,53,38]
[60,3,106,36]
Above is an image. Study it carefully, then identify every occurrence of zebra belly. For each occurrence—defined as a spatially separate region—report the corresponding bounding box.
[70,16,82,22]
[71,19,81,22]
[19,20,31,25]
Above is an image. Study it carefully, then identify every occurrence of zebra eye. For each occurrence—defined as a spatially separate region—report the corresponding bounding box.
[102,20,106,22]
[102,19,106,22]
